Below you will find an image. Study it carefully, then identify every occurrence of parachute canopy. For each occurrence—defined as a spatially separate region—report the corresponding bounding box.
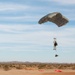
[38,12,69,27]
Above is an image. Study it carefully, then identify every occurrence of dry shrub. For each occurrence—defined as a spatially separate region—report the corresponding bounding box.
[15,65,24,70]
[71,66,75,70]
[38,64,47,69]
[0,62,75,70]
[3,65,11,71]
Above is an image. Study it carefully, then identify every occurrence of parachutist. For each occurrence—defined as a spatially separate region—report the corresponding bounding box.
[53,38,58,50]
[38,12,69,57]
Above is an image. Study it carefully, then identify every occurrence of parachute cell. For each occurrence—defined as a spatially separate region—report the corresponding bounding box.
[38,12,69,27]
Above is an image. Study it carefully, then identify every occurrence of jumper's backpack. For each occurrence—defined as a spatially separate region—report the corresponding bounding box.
[54,41,58,46]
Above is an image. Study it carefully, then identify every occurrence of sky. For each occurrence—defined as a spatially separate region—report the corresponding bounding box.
[0,0,75,63]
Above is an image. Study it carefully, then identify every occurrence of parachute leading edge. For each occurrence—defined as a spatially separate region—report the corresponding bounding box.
[38,12,69,27]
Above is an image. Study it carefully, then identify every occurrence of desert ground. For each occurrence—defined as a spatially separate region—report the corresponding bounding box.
[0,69,75,75]
[0,62,75,75]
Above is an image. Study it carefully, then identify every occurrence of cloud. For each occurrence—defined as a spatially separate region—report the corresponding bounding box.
[0,23,74,52]
[0,2,45,12]
[40,0,75,5]
[0,24,75,47]
[0,24,43,33]
[0,2,30,11]
[53,0,75,5]
[0,15,40,22]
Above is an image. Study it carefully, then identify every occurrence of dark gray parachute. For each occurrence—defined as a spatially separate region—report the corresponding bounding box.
[38,12,69,27]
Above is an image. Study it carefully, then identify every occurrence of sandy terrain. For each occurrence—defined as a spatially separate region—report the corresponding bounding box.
[0,69,75,75]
